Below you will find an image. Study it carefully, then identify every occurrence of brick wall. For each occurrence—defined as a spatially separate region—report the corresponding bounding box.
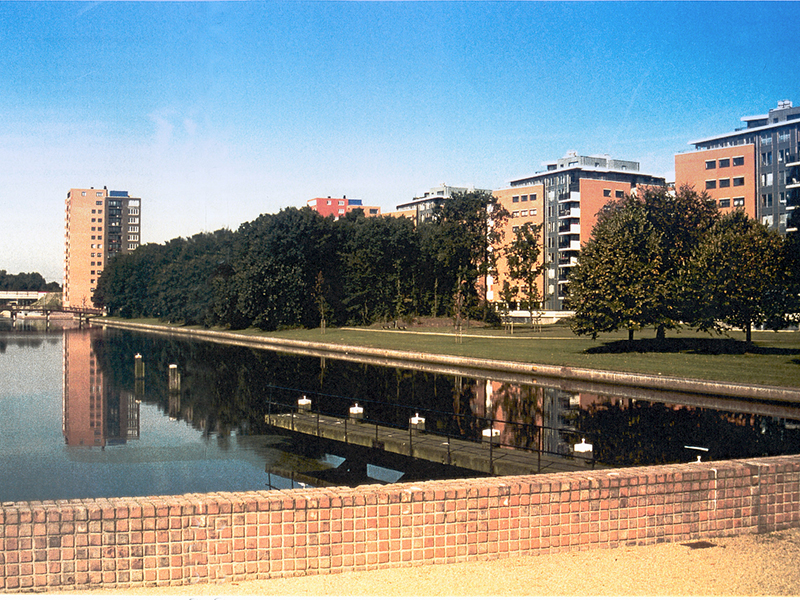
[2,455,799,592]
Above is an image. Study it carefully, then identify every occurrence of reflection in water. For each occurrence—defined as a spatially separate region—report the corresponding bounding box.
[0,324,798,503]
[63,328,140,447]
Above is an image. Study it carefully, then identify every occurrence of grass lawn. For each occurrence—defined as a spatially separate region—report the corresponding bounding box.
[99,318,800,389]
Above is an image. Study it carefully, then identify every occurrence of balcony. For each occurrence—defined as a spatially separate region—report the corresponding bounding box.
[558,254,579,267]
[558,222,581,235]
[558,205,580,218]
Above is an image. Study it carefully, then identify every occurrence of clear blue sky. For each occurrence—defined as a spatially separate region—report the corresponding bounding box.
[1,1,798,282]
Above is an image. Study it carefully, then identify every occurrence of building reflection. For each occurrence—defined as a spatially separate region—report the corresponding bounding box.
[62,328,139,447]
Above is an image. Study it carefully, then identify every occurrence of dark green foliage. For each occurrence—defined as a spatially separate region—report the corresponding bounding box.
[685,210,786,343]
[0,270,61,292]
[569,186,719,339]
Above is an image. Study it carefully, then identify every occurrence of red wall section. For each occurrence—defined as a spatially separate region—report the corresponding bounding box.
[1,455,798,593]
[675,146,757,218]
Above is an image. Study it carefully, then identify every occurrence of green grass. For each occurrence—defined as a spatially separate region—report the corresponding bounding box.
[97,318,800,389]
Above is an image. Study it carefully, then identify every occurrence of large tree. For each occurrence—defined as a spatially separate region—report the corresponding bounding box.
[568,195,663,340]
[568,186,718,339]
[685,210,786,343]
[429,190,509,322]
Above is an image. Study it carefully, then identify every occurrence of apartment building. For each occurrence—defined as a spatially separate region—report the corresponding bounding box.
[395,184,490,225]
[494,153,666,311]
[675,100,800,232]
[64,188,141,308]
[306,196,381,219]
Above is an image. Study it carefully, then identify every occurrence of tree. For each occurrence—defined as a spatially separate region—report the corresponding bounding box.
[497,280,518,334]
[685,211,785,343]
[430,190,509,322]
[568,196,663,340]
[568,186,718,340]
[505,222,546,328]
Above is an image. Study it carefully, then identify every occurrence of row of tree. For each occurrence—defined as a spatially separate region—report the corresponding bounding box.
[94,191,543,329]
[0,270,61,292]
[568,186,800,342]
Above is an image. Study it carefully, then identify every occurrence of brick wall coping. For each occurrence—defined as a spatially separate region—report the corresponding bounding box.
[92,318,800,403]
[1,455,799,592]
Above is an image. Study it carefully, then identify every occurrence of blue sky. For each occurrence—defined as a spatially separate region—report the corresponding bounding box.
[1,1,798,282]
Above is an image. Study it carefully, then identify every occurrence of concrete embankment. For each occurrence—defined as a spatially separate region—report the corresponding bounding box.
[91,318,800,404]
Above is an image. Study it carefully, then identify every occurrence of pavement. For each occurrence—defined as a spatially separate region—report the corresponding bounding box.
[69,527,800,597]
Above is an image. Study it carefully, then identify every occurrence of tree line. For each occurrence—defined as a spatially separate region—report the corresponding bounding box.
[94,191,525,329]
[0,270,61,292]
[568,186,800,342]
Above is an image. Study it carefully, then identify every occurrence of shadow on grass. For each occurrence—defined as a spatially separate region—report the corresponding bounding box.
[586,337,800,356]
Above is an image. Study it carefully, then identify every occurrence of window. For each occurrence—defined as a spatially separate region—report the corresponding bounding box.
[719,198,731,208]
[779,131,790,143]
[338,200,345,206]
[733,177,745,186]
[719,178,730,188]
[761,134,772,146]
[705,180,717,190]
[762,151,773,166]
[603,189,611,197]
[718,158,730,168]
[733,197,745,207]
[521,210,528,217]
[733,156,745,166]
[762,193,773,207]
[531,194,537,201]
[96,192,102,196]
[615,190,624,198]
[81,192,86,196]
[512,196,519,203]
[780,192,786,204]
[705,160,716,169]
[531,208,538,216]
[326,200,331,205]
[512,211,519,218]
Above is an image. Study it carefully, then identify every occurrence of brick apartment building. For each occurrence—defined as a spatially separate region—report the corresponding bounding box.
[675,100,800,233]
[491,153,665,311]
[63,188,141,308]
[306,196,381,219]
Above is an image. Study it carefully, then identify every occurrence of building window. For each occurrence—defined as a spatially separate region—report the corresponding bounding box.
[512,196,519,203]
[733,197,745,207]
[762,193,773,207]
[761,151,773,166]
[718,158,730,168]
[96,191,102,196]
[779,131,790,143]
[705,180,717,190]
[615,190,624,198]
[705,160,716,170]
[521,195,528,202]
[733,177,745,186]
[512,211,519,218]
[81,192,86,196]
[761,135,772,146]
[521,210,528,217]
[531,208,537,216]
[338,200,345,206]
[733,156,745,166]
[531,194,537,201]
[719,198,731,208]
[719,178,730,188]
[603,189,611,197]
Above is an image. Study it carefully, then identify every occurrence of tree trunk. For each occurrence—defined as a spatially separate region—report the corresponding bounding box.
[628,328,634,342]
[746,322,752,344]
[656,324,665,340]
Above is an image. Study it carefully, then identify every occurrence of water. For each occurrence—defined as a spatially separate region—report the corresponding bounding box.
[1,323,798,502]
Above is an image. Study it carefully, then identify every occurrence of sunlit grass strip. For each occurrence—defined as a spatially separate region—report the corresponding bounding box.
[95,317,800,389]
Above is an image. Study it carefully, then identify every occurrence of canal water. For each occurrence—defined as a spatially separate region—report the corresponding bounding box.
[1,323,799,503]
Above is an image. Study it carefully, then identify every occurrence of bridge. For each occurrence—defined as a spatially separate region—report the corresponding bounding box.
[0,298,103,327]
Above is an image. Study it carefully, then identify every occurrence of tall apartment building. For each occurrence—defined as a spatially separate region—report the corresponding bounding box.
[64,188,141,308]
[494,152,665,311]
[306,196,381,219]
[675,100,800,233]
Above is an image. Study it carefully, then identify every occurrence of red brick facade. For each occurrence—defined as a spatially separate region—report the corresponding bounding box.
[2,455,798,592]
